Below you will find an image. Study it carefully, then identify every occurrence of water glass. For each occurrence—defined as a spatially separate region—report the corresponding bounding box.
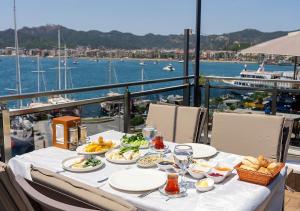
[142,127,157,142]
[173,145,193,188]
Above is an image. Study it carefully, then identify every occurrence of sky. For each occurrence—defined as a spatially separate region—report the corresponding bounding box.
[0,0,300,35]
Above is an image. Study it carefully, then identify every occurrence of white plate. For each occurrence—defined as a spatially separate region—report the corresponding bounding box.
[105,149,141,164]
[186,143,217,158]
[62,156,104,172]
[76,141,120,155]
[109,169,166,192]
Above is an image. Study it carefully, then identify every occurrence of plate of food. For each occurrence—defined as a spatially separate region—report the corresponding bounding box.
[76,136,119,155]
[62,156,103,172]
[121,133,149,149]
[105,146,141,164]
[137,153,164,168]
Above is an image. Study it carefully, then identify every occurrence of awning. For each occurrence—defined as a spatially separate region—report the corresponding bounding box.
[240,31,300,57]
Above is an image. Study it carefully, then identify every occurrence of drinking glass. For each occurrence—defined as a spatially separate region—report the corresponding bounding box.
[152,131,164,150]
[173,145,193,188]
[142,126,157,142]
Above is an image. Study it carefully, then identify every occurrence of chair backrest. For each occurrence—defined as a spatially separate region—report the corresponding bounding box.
[280,119,294,162]
[0,162,34,211]
[146,103,177,142]
[15,175,99,211]
[174,106,204,143]
[211,112,284,159]
[30,167,137,211]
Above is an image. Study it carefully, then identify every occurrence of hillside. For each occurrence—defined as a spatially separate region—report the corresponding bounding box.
[0,25,291,50]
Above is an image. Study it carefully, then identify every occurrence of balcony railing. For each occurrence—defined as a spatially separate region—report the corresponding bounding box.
[1,75,300,162]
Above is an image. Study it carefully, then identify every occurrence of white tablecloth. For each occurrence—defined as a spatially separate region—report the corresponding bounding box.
[9,130,286,211]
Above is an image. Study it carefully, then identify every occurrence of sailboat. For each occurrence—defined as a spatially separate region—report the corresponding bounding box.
[9,0,34,156]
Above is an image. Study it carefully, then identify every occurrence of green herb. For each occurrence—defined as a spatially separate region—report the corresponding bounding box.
[122,133,148,147]
[119,146,139,155]
[83,158,101,167]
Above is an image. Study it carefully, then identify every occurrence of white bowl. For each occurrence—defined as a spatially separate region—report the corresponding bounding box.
[193,160,218,168]
[187,164,210,179]
[195,178,214,192]
[205,170,226,183]
[213,162,234,177]
[156,160,174,171]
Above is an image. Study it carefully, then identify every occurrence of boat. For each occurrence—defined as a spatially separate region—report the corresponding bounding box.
[73,59,79,64]
[163,64,175,71]
[277,59,292,66]
[100,59,123,115]
[178,60,184,63]
[160,95,183,105]
[9,0,34,156]
[139,61,145,66]
[224,63,299,89]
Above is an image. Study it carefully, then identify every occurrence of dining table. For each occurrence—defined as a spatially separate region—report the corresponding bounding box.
[8,130,287,211]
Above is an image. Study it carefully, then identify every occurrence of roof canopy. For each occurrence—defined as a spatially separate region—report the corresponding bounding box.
[240,31,300,57]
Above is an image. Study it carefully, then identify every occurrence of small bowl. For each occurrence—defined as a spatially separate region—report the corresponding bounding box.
[195,178,214,192]
[213,162,234,177]
[192,160,218,169]
[187,164,210,179]
[205,170,226,183]
[156,160,174,171]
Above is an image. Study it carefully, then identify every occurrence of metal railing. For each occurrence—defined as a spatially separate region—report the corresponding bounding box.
[2,75,300,162]
[0,75,194,162]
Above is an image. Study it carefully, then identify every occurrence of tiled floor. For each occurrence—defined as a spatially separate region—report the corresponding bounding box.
[285,190,300,211]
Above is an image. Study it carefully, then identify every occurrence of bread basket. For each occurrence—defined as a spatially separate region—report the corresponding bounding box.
[235,162,285,186]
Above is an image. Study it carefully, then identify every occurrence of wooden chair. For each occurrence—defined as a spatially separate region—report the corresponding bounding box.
[210,112,285,160]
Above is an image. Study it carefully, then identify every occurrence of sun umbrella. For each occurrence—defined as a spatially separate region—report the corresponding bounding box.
[240,31,300,79]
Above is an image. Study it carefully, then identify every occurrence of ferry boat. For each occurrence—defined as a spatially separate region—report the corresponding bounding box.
[225,63,299,89]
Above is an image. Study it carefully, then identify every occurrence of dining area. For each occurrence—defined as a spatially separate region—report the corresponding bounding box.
[1,103,292,211]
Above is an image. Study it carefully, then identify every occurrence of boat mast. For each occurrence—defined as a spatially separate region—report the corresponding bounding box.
[37,55,40,100]
[141,66,144,91]
[58,29,61,90]
[109,57,112,93]
[64,44,67,98]
[13,0,22,108]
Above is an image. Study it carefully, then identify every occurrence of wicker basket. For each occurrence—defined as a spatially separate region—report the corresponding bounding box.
[235,162,285,186]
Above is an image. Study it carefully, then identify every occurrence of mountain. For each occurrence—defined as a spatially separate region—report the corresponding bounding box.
[0,25,291,50]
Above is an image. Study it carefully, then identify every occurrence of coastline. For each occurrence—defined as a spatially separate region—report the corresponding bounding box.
[0,55,257,64]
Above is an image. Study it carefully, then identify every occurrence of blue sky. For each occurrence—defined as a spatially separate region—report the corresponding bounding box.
[0,0,299,35]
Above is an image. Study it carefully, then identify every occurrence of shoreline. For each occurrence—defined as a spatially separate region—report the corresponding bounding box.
[0,55,258,64]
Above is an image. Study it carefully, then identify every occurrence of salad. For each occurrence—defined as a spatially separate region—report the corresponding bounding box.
[71,157,102,169]
[121,133,149,148]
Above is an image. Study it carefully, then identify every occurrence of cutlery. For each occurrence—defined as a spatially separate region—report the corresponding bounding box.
[138,188,158,198]
[97,177,108,183]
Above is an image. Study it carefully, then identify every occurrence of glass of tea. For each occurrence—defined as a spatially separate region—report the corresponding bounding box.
[164,173,180,194]
[152,132,164,150]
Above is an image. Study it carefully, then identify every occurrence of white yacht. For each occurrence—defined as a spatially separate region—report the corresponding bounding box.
[225,63,298,89]
[163,64,175,71]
